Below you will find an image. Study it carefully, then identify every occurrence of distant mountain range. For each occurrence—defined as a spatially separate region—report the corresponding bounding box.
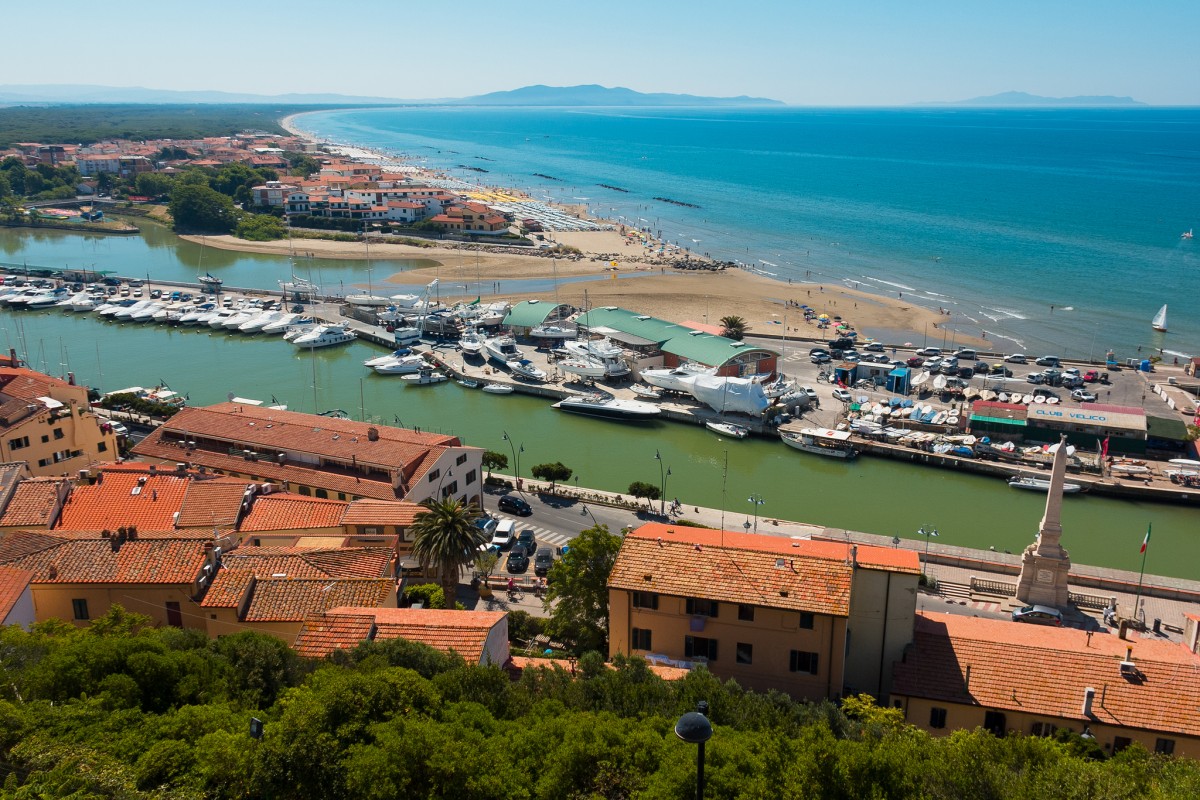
[0,83,782,107]
[920,91,1145,107]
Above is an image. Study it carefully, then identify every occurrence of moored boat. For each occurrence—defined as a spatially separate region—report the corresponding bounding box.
[706,421,750,439]
[780,427,857,458]
[291,323,356,349]
[554,394,662,421]
[482,383,514,394]
[399,367,448,385]
[1008,475,1085,493]
[373,354,426,375]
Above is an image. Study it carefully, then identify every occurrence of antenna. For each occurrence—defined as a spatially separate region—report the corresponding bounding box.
[720,449,728,543]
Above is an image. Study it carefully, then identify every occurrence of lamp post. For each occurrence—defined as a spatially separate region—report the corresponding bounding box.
[747,494,765,533]
[654,449,671,516]
[501,431,523,484]
[675,701,713,800]
[917,525,939,576]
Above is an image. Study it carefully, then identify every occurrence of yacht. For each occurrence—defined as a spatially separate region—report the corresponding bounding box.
[207,309,241,328]
[530,323,577,340]
[364,349,413,368]
[56,291,91,310]
[459,329,486,357]
[557,358,607,379]
[178,304,216,325]
[291,323,356,349]
[71,294,103,313]
[399,366,448,385]
[113,300,153,321]
[261,313,302,335]
[222,309,257,330]
[1008,475,1084,494]
[507,359,547,382]
[484,334,522,365]
[373,354,427,374]
[553,394,662,422]
[130,303,165,322]
[781,428,857,459]
[706,421,750,439]
[564,338,630,377]
[23,289,67,309]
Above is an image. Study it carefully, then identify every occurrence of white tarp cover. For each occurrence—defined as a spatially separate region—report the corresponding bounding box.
[690,375,770,415]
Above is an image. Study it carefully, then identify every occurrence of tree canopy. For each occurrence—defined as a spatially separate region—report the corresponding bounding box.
[530,461,572,488]
[410,497,486,601]
[168,183,238,234]
[719,315,747,341]
[544,523,623,653]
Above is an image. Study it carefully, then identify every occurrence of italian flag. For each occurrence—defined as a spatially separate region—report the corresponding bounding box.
[1140,524,1151,554]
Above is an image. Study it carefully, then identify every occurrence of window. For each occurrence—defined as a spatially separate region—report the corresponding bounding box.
[929,707,947,729]
[632,591,659,610]
[686,598,719,618]
[361,526,379,536]
[1031,722,1056,737]
[165,602,182,627]
[41,434,50,443]
[72,599,89,620]
[799,612,815,629]
[97,441,107,452]
[314,489,328,499]
[8,436,28,451]
[1155,738,1176,755]
[1112,737,1132,754]
[736,642,753,664]
[53,428,64,440]
[37,458,51,468]
[456,453,468,466]
[631,628,652,650]
[298,486,311,496]
[789,650,819,675]
[737,604,755,621]
[441,480,458,498]
[982,711,1007,737]
[465,469,477,485]
[338,493,347,501]
[684,636,717,662]
[427,468,440,482]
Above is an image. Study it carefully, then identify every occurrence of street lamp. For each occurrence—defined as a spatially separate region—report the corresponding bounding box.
[917,525,939,576]
[746,494,765,533]
[580,503,598,526]
[654,449,671,516]
[675,701,713,800]
[501,431,523,483]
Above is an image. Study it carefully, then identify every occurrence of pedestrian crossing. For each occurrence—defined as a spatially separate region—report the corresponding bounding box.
[492,514,573,547]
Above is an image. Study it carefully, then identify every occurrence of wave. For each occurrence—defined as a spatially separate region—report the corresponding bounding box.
[982,306,1028,321]
[863,276,915,291]
[1163,349,1195,360]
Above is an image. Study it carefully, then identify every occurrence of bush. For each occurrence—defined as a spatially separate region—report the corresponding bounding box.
[507,610,546,644]
[236,213,284,241]
[403,583,446,609]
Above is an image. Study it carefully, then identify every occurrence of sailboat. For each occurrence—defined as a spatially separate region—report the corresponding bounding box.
[1151,304,1168,332]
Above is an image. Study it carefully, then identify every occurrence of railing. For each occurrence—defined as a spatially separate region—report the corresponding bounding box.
[970,577,1017,597]
[1069,591,1113,610]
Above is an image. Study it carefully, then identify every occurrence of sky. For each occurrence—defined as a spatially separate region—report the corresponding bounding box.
[4,0,1198,105]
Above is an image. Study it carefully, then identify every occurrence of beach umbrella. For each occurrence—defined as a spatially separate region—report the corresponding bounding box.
[800,304,809,309]
[818,313,830,320]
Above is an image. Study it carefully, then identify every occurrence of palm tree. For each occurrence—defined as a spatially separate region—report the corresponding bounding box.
[720,315,747,341]
[410,497,487,604]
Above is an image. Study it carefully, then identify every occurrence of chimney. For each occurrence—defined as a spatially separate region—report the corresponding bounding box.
[47,564,58,579]
[367,426,379,441]
[67,371,75,385]
[1126,646,1133,662]
[964,665,971,691]
[148,464,156,476]
[1082,687,1095,718]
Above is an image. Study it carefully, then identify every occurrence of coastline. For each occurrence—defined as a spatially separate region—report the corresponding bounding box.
[268,111,983,347]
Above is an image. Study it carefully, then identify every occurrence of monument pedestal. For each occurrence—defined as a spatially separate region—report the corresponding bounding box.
[1015,435,1073,609]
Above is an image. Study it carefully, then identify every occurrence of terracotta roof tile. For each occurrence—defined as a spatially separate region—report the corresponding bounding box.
[240,494,348,532]
[0,367,73,400]
[199,567,255,608]
[0,478,67,527]
[893,612,1200,737]
[243,578,393,622]
[340,499,422,527]
[293,611,376,658]
[0,532,206,584]
[507,656,689,681]
[295,606,505,661]
[176,479,251,528]
[0,566,33,621]
[56,471,190,531]
[202,547,393,607]
[610,523,916,616]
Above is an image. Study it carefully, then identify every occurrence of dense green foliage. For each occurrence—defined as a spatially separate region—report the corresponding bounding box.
[236,212,286,241]
[544,524,623,653]
[98,391,182,419]
[530,461,572,487]
[0,156,81,201]
[411,497,487,601]
[628,480,662,503]
[1,606,1195,799]
[0,104,301,147]
[168,183,238,234]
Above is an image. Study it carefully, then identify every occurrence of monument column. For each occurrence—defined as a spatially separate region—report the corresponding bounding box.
[1016,434,1073,607]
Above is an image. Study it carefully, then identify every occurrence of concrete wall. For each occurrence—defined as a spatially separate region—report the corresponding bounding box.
[2,584,35,629]
[33,583,203,630]
[845,567,919,698]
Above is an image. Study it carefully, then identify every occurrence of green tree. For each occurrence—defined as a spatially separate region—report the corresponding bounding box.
[530,461,572,488]
[482,450,508,477]
[543,523,623,653]
[168,182,237,233]
[410,497,487,603]
[627,480,660,506]
[286,152,321,177]
[235,213,284,241]
[134,172,174,197]
[720,314,747,341]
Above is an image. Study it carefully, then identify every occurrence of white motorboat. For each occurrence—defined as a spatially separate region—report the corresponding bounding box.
[456,377,480,389]
[781,428,858,459]
[346,294,392,307]
[756,375,793,399]
[162,305,192,324]
[507,359,547,381]
[71,294,103,312]
[282,323,319,341]
[238,310,281,333]
[1008,475,1084,493]
[1109,463,1151,475]
[557,358,607,379]
[482,383,514,394]
[113,300,153,321]
[484,335,521,365]
[373,354,427,375]
[291,323,356,348]
[57,291,91,310]
[459,329,487,357]
[706,421,750,439]
[364,349,414,368]
[389,294,422,308]
[222,310,256,330]
[554,394,662,421]
[261,313,302,334]
[630,384,663,399]
[207,309,240,328]
[478,301,510,326]
[178,304,216,325]
[564,338,630,377]
[399,367,448,385]
[24,289,67,309]
[530,323,577,339]
[130,303,164,322]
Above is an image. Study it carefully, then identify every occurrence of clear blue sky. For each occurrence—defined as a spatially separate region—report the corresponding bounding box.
[5,0,1197,105]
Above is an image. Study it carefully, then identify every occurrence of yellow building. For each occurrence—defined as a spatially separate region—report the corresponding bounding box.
[0,366,116,477]
[892,612,1200,758]
[608,523,920,700]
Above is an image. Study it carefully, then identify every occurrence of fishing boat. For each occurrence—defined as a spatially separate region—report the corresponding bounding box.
[291,323,356,349]
[481,383,514,394]
[399,367,448,385]
[1151,304,1168,332]
[780,427,857,459]
[630,384,663,399]
[553,394,662,421]
[557,358,607,379]
[507,359,547,381]
[1008,475,1084,494]
[706,421,749,439]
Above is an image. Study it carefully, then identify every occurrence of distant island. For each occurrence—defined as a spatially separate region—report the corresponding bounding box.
[919,91,1144,107]
[453,84,784,107]
[0,83,783,108]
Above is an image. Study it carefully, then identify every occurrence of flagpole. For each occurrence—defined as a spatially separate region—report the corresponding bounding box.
[1133,523,1150,625]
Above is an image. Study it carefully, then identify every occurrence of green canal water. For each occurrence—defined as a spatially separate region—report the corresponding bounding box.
[1,226,1197,580]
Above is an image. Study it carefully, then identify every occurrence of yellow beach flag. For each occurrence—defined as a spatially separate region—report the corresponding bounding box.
[610,260,618,267]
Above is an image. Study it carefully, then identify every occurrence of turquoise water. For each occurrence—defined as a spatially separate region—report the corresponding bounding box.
[295,106,1200,360]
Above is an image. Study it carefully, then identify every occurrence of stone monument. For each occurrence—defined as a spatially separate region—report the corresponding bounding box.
[1015,434,1073,607]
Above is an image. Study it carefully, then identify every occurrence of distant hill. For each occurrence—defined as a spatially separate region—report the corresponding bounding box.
[920,91,1144,107]
[455,84,784,107]
[0,84,426,105]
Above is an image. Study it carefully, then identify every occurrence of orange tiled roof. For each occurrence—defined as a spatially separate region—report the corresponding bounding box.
[56,471,190,531]
[295,606,504,661]
[243,578,393,622]
[0,565,33,620]
[201,546,394,608]
[0,532,206,584]
[507,656,689,681]
[340,499,422,527]
[176,479,251,528]
[0,477,67,527]
[893,612,1200,738]
[240,494,348,532]
[293,611,376,658]
[610,523,875,616]
[0,367,73,399]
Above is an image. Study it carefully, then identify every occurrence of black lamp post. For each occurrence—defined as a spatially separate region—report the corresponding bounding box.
[917,525,939,576]
[655,449,671,516]
[675,700,713,800]
[502,431,523,483]
[747,494,765,533]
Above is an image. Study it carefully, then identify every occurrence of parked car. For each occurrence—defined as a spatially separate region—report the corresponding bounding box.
[474,516,498,537]
[957,367,976,379]
[1071,389,1097,402]
[1083,370,1100,383]
[906,356,925,368]
[533,546,554,576]
[110,422,129,436]
[841,353,861,363]
[972,362,991,375]
[1025,373,1045,385]
[829,337,856,351]
[1063,368,1082,379]
[1004,353,1028,364]
[1011,605,1063,626]
[863,342,885,352]
[497,495,532,516]
[917,347,942,357]
[505,549,530,573]
[830,388,852,402]
[954,348,977,360]
[990,365,1013,377]
[489,519,517,550]
[801,386,819,402]
[1062,376,1085,389]
[811,352,832,364]
[809,347,830,357]
[517,529,537,552]
[1035,355,1061,367]
[924,358,943,372]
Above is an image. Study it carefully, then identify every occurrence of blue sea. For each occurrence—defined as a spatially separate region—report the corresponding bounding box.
[295,106,1200,359]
